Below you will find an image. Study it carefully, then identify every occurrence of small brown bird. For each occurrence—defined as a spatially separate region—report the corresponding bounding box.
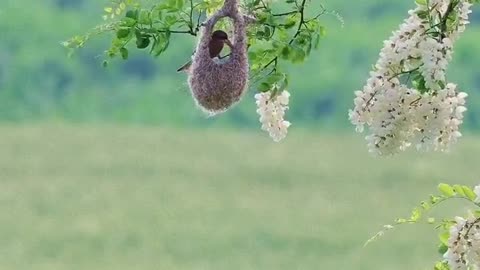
[177,30,234,72]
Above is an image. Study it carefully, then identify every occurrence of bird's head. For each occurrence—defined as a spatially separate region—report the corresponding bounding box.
[212,30,233,48]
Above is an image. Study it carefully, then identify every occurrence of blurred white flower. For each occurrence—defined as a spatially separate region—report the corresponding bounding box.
[445,216,480,270]
[349,0,472,155]
[255,90,291,142]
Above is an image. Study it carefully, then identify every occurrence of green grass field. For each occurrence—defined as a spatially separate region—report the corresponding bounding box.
[0,124,478,270]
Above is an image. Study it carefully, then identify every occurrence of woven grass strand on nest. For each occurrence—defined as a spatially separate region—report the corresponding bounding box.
[188,0,249,115]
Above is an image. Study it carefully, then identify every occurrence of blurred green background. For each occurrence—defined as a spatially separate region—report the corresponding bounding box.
[0,0,479,269]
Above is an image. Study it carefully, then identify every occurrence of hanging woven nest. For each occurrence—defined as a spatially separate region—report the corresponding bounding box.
[188,0,249,115]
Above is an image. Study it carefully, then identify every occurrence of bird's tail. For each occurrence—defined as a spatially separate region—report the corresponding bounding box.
[176,60,192,73]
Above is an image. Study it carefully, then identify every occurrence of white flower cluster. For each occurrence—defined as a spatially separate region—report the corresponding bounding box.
[443,185,480,270]
[444,216,480,270]
[355,83,467,155]
[349,0,472,156]
[255,90,291,142]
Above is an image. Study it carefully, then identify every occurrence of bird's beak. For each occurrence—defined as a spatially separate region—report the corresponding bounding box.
[225,39,234,49]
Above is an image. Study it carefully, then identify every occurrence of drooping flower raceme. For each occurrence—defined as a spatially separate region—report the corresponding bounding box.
[444,183,480,270]
[255,90,291,142]
[444,215,480,270]
[412,84,467,152]
[349,0,472,155]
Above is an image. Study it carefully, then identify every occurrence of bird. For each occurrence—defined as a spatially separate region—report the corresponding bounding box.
[176,30,233,73]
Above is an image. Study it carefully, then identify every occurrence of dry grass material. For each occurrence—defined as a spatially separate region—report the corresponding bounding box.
[188,0,249,115]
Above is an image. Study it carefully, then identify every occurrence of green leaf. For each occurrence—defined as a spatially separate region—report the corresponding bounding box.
[438,231,450,246]
[415,0,427,5]
[395,218,407,224]
[176,0,185,10]
[258,82,271,92]
[121,17,137,27]
[420,201,430,210]
[430,195,442,204]
[136,36,150,49]
[256,31,265,40]
[453,185,466,197]
[410,207,422,222]
[462,185,476,201]
[248,51,258,61]
[290,46,306,63]
[438,243,448,255]
[412,72,427,93]
[265,73,285,85]
[284,17,297,29]
[438,183,455,197]
[126,9,138,20]
[150,33,171,56]
[116,28,131,39]
[120,47,129,60]
[263,26,271,39]
[434,261,449,270]
[138,9,151,24]
[279,46,291,59]
[416,10,428,19]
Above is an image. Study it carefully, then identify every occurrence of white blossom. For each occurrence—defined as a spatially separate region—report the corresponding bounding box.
[349,0,472,155]
[419,37,452,91]
[451,0,473,40]
[412,84,467,152]
[445,216,480,270]
[255,90,291,142]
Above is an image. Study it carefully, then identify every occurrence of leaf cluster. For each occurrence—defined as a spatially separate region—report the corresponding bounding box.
[367,182,480,270]
[63,0,330,94]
